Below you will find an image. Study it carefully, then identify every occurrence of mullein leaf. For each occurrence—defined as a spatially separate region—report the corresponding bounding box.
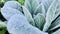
[22,6,35,26]
[34,3,45,15]
[43,0,58,31]
[7,14,48,34]
[34,13,45,30]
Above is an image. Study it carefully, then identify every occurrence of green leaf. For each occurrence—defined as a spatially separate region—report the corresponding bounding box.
[0,21,6,28]
[0,0,5,3]
[7,14,48,34]
[43,0,58,31]
[18,0,25,5]
[52,29,60,34]
[48,5,60,31]
[1,7,23,20]
[24,0,39,14]
[0,21,6,34]
[5,0,16,1]
[22,6,35,26]
[49,5,60,30]
[34,3,45,15]
[0,0,4,7]
[0,29,6,34]
[34,13,45,30]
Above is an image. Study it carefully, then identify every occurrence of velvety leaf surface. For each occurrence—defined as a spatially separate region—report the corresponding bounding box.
[34,13,45,30]
[34,3,45,15]
[24,0,39,14]
[1,7,23,20]
[43,0,58,31]
[3,1,22,12]
[41,0,53,11]
[22,6,35,26]
[7,14,48,34]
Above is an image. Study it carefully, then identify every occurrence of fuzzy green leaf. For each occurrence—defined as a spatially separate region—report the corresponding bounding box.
[43,0,58,31]
[24,0,39,14]
[34,13,45,30]
[41,0,53,11]
[22,6,35,26]
[34,3,45,15]
[49,5,60,30]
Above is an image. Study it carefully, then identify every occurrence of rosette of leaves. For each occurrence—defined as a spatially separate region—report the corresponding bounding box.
[0,0,60,34]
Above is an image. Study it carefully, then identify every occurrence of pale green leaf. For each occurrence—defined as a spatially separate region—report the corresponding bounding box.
[34,13,45,30]
[48,6,60,31]
[24,0,39,14]
[34,3,45,15]
[22,6,35,26]
[41,0,53,11]
[53,6,60,21]
[49,5,60,30]
[43,0,58,31]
